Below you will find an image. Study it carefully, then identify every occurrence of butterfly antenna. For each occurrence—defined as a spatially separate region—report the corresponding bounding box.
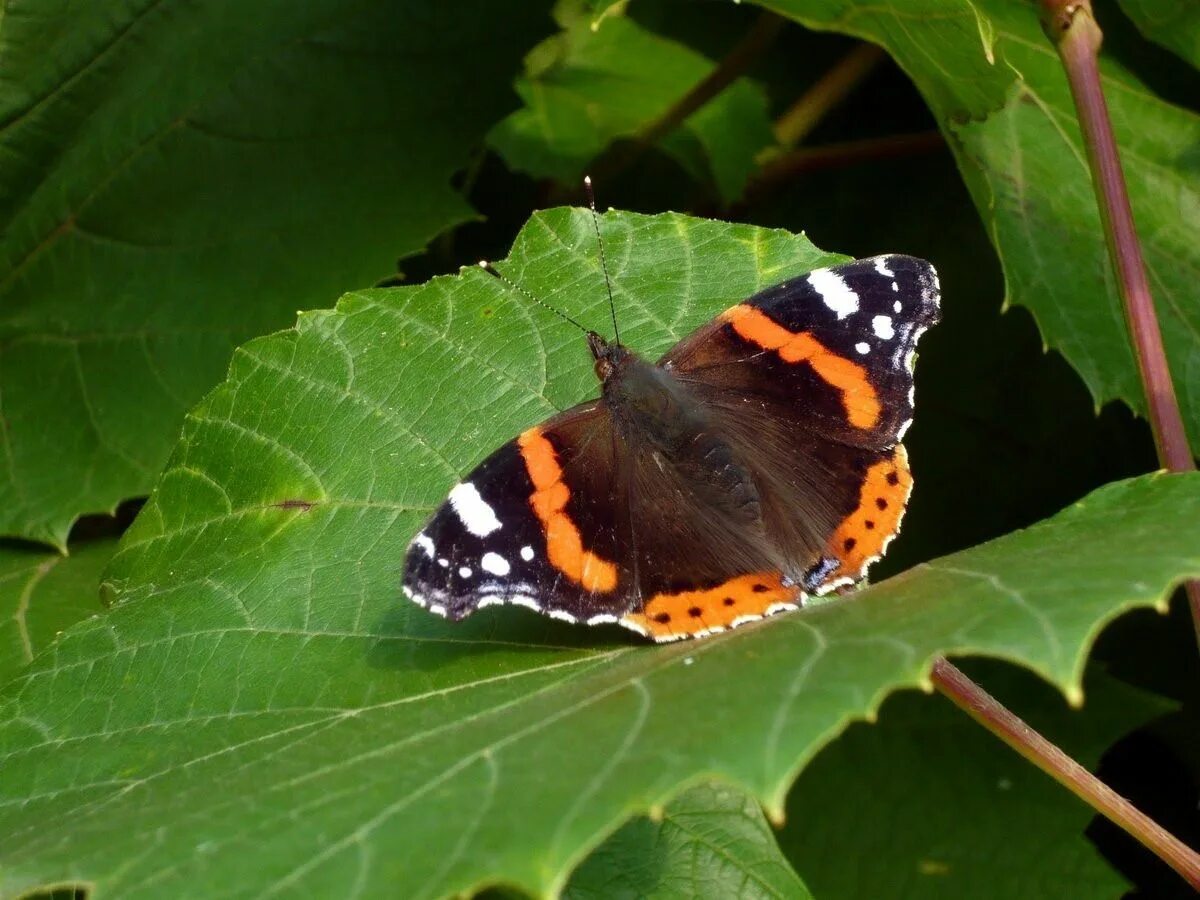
[584,175,620,347]
[476,261,589,335]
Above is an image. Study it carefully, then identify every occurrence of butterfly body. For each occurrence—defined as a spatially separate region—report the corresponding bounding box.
[403,253,940,641]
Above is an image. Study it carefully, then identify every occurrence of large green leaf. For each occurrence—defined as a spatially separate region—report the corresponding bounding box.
[759,0,1200,449]
[2,209,1198,899]
[780,661,1170,898]
[0,0,550,548]
[1118,0,1200,66]
[0,539,115,685]
[488,3,775,202]
[566,782,812,899]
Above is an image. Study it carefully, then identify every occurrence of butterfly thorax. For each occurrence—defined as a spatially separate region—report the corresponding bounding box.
[588,331,762,527]
[589,332,710,450]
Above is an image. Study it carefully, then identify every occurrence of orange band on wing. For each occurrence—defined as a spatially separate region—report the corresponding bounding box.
[723,304,881,430]
[826,445,912,581]
[518,427,618,593]
[622,572,801,640]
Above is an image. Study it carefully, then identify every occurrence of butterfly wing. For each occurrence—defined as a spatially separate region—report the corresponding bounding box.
[659,254,940,596]
[402,401,635,627]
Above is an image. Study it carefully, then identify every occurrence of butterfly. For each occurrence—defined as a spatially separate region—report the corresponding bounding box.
[403,242,939,642]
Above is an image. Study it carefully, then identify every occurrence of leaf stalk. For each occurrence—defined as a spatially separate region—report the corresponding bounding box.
[931,657,1200,890]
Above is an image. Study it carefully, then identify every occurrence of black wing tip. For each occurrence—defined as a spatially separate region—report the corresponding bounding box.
[857,253,941,321]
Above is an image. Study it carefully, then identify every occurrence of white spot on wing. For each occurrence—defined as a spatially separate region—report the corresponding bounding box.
[894,300,902,313]
[855,341,870,355]
[437,558,449,568]
[449,482,502,536]
[548,609,577,623]
[413,533,435,557]
[808,269,859,319]
[874,256,895,278]
[587,613,617,625]
[520,545,535,561]
[480,552,510,576]
[458,566,473,578]
[872,315,895,339]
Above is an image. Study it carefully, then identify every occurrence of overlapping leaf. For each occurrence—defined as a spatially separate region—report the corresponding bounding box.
[566,782,811,898]
[1119,0,1200,66]
[489,4,775,201]
[0,0,550,547]
[759,0,1200,448]
[0,539,115,685]
[2,210,1198,899]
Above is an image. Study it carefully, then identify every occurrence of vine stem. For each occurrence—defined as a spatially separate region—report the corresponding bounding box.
[1038,0,1200,643]
[931,658,1200,889]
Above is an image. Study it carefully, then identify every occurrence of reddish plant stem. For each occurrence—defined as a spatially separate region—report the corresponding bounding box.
[740,131,943,208]
[932,658,1200,890]
[1039,1,1200,641]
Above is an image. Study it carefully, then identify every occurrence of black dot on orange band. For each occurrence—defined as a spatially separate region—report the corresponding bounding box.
[876,497,888,510]
[865,520,875,529]
[655,612,671,624]
[843,537,857,551]
[886,471,900,485]
[723,597,736,606]
[751,584,769,593]
[688,607,702,618]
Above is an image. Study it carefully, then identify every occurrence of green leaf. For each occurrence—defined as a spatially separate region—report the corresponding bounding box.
[566,782,812,899]
[0,0,551,548]
[1118,0,1200,66]
[2,209,1198,899]
[780,661,1170,898]
[488,4,775,201]
[0,539,115,685]
[758,0,1200,449]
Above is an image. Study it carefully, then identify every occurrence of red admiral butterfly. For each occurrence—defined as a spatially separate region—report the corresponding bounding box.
[403,221,939,642]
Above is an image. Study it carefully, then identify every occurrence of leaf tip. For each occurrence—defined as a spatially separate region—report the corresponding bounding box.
[1065,683,1085,709]
[764,802,787,828]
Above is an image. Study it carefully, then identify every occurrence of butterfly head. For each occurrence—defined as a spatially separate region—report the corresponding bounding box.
[587,331,631,383]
